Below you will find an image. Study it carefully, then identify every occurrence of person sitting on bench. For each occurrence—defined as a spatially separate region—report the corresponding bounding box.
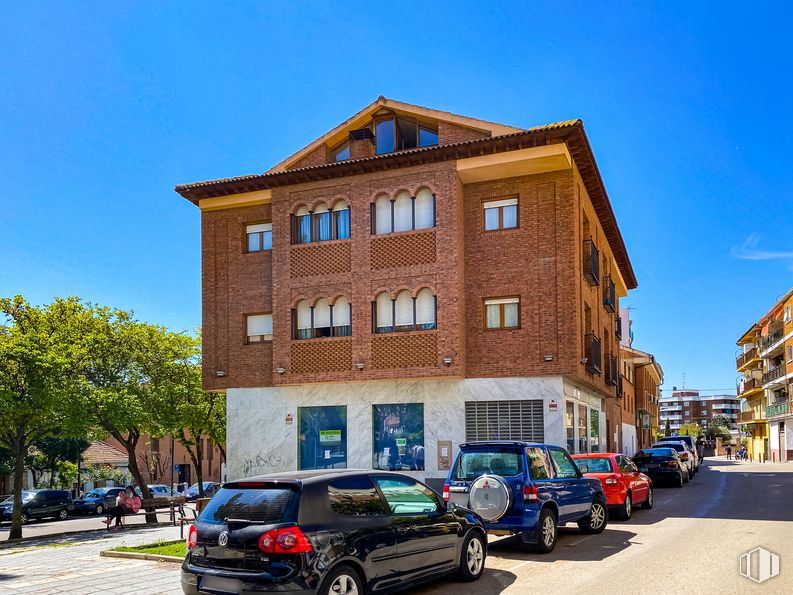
[103,485,141,528]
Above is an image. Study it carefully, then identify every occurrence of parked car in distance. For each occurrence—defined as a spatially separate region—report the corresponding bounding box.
[73,487,125,515]
[651,442,695,481]
[444,441,608,553]
[657,436,701,471]
[633,448,687,487]
[0,489,74,524]
[183,482,221,501]
[147,484,173,496]
[181,470,486,595]
[571,453,653,520]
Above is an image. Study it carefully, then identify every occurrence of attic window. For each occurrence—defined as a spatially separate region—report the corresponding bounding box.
[375,117,437,155]
[334,142,350,161]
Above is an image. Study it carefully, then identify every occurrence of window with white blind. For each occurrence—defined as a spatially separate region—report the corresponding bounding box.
[246,314,273,343]
[293,298,353,339]
[295,300,312,340]
[483,197,518,231]
[314,299,332,338]
[484,297,520,329]
[371,190,435,234]
[333,297,352,336]
[246,223,272,252]
[373,290,436,333]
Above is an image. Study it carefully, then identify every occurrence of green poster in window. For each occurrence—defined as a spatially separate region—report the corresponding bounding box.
[395,438,407,447]
[320,429,342,444]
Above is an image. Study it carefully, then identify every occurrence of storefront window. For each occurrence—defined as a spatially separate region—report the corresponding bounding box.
[298,406,347,470]
[372,404,425,471]
[578,404,588,453]
[590,409,600,453]
[565,402,575,453]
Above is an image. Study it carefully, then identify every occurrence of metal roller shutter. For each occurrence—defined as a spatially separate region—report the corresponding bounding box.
[465,400,544,442]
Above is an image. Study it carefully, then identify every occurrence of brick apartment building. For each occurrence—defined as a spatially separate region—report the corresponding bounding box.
[658,390,740,432]
[175,97,638,488]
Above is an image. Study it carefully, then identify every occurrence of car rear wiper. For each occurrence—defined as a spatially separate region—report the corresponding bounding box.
[225,518,268,524]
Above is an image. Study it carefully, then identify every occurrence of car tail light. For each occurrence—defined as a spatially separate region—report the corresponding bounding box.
[604,475,619,485]
[258,526,313,554]
[186,525,198,550]
[680,452,689,460]
[664,461,678,469]
[523,484,539,503]
[442,484,450,502]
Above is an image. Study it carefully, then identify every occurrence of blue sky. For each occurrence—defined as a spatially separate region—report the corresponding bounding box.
[2,2,792,394]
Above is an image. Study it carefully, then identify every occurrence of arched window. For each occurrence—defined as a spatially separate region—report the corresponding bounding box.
[333,201,350,240]
[374,195,392,234]
[294,207,312,244]
[315,204,332,242]
[375,293,393,333]
[416,288,437,330]
[394,290,414,331]
[414,188,435,229]
[333,297,351,336]
[314,299,331,338]
[393,192,413,232]
[294,300,312,339]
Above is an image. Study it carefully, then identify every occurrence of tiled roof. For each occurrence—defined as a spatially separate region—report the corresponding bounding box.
[83,441,128,465]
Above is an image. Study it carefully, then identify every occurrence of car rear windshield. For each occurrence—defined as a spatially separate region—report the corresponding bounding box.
[637,448,675,458]
[198,485,298,526]
[575,457,612,473]
[654,443,685,452]
[452,448,523,480]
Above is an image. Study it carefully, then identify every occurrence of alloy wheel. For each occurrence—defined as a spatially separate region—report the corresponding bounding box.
[646,488,653,507]
[542,514,556,547]
[329,574,359,595]
[624,494,632,519]
[59,509,68,520]
[96,505,104,515]
[467,537,484,575]
[590,503,606,529]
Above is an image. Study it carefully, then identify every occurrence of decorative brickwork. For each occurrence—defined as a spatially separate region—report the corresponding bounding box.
[372,332,438,369]
[371,231,436,270]
[290,241,351,278]
[290,338,352,374]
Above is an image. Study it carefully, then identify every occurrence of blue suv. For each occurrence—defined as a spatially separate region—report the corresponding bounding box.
[443,441,608,553]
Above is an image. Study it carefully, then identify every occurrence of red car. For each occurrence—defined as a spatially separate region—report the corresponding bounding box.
[571,453,653,520]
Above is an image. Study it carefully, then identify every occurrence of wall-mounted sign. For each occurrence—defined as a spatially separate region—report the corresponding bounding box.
[320,429,342,444]
[285,413,293,425]
[437,440,452,470]
[548,400,558,411]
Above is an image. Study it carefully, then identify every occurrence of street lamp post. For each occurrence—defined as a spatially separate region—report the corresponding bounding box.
[170,434,175,498]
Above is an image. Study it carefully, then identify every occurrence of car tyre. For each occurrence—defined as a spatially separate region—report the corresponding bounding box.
[620,492,632,521]
[530,507,557,553]
[578,498,608,534]
[95,504,104,515]
[642,487,654,509]
[457,530,486,581]
[675,473,684,488]
[20,512,29,524]
[318,564,363,595]
[683,470,690,483]
[58,508,69,521]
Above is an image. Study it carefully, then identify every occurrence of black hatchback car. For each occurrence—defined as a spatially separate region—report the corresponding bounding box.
[181,470,487,594]
[0,489,73,524]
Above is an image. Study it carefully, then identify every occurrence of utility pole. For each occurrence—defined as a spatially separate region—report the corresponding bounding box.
[170,433,175,498]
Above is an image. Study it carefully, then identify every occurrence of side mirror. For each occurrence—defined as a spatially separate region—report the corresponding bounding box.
[578,464,589,474]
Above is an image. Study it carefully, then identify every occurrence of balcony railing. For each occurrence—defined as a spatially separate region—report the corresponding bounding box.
[762,366,786,385]
[603,275,616,313]
[738,377,760,395]
[583,239,600,286]
[766,401,791,418]
[615,315,622,340]
[605,353,618,387]
[759,330,784,353]
[736,347,758,370]
[739,410,764,423]
[584,333,602,374]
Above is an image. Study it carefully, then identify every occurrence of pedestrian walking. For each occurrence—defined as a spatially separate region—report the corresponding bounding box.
[726,445,732,460]
[103,485,141,529]
[696,441,705,466]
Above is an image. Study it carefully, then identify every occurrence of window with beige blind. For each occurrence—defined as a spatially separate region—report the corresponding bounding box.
[246,314,273,343]
[484,297,520,329]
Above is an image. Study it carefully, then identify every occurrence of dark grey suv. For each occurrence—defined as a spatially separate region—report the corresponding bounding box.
[0,489,74,524]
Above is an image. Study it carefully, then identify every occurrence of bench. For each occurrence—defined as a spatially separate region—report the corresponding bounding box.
[106,496,195,531]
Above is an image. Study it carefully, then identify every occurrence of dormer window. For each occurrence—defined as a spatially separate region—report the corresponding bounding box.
[375,116,438,155]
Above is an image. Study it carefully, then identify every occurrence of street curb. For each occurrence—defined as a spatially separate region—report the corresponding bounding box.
[100,550,184,563]
[0,521,176,549]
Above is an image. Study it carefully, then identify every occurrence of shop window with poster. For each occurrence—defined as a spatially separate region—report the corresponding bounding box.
[372,404,425,471]
[298,406,347,470]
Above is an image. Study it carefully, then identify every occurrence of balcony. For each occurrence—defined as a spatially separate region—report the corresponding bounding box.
[615,315,622,340]
[736,347,759,371]
[583,239,600,286]
[737,377,762,396]
[759,329,784,355]
[584,333,602,374]
[603,275,616,313]
[605,353,618,387]
[762,365,786,385]
[739,410,765,424]
[766,401,791,418]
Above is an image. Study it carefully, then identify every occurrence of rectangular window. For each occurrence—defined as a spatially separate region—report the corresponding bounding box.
[334,208,350,239]
[298,406,347,471]
[372,404,424,471]
[334,142,350,162]
[785,306,792,323]
[526,447,553,480]
[328,475,388,516]
[565,401,575,452]
[316,211,332,241]
[373,476,439,515]
[578,405,587,453]
[375,119,395,154]
[788,345,792,363]
[246,314,273,343]
[484,297,520,329]
[246,223,272,252]
[483,197,518,230]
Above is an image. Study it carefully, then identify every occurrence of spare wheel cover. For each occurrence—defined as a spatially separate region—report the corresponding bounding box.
[469,474,512,522]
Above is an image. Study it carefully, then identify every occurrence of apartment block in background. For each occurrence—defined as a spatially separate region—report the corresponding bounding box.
[176,97,638,488]
[658,390,740,432]
[736,287,793,462]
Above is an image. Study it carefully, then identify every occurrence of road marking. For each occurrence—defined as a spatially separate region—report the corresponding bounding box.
[662,498,673,504]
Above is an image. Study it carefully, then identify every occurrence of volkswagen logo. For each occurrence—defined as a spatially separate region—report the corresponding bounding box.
[218,531,229,547]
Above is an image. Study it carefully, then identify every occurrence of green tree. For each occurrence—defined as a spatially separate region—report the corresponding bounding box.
[679,423,702,438]
[26,437,89,488]
[0,296,91,539]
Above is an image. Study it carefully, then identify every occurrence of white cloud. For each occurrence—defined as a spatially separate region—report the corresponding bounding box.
[732,233,793,262]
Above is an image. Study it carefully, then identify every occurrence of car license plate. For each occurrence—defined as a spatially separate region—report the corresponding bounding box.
[200,576,243,594]
[644,464,658,470]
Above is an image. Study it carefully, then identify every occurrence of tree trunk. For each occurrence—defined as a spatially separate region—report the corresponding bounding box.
[8,434,25,540]
[118,435,156,523]
[191,440,204,499]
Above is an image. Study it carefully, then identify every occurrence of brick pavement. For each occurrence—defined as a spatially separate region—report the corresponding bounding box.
[0,525,183,594]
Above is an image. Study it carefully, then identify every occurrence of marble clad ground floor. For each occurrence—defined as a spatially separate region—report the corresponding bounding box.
[225,377,608,490]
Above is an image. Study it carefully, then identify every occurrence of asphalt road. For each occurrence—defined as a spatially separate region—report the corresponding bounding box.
[1,458,791,594]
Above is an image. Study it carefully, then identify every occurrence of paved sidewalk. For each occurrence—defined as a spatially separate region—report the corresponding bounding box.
[0,525,183,594]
